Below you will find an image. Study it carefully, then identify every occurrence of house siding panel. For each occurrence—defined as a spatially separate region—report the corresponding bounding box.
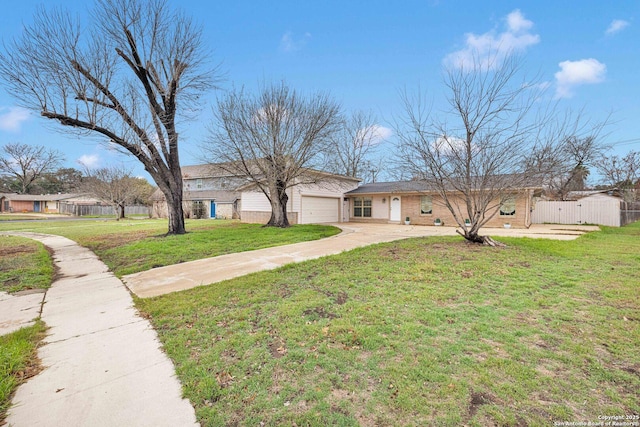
[241,191,273,212]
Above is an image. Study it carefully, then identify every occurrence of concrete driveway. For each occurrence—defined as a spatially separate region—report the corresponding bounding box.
[123,223,598,298]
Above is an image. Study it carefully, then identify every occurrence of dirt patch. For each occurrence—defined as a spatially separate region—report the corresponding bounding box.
[303,306,337,320]
[1,277,20,289]
[268,340,287,359]
[89,230,155,250]
[334,291,348,305]
[215,370,234,388]
[328,380,380,427]
[276,284,292,299]
[381,245,411,260]
[621,364,640,376]
[0,244,35,256]
[468,391,496,418]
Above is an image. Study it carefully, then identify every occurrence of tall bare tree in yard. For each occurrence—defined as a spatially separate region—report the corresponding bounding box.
[328,110,387,180]
[0,143,64,194]
[82,165,154,219]
[396,54,598,246]
[207,82,341,227]
[527,133,607,200]
[597,150,639,201]
[0,0,215,234]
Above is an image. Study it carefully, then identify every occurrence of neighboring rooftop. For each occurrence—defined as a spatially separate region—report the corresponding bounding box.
[345,181,433,194]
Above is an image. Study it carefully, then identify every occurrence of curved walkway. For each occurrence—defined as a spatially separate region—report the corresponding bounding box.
[2,232,198,427]
[123,223,598,298]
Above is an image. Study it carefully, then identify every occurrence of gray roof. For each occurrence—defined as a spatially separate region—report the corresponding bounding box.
[181,163,360,183]
[151,189,239,203]
[184,190,239,203]
[0,193,80,201]
[565,189,622,201]
[181,163,241,179]
[345,181,434,194]
[346,174,544,195]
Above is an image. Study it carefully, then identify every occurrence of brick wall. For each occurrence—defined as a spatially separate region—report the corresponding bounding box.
[8,201,35,212]
[402,193,530,228]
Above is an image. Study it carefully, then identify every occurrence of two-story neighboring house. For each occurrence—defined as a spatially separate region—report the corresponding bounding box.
[151,164,247,220]
[151,163,360,224]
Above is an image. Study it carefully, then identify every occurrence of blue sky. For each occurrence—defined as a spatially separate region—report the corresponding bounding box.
[1,0,639,182]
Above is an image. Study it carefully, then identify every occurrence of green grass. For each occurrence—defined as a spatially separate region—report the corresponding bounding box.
[136,223,640,426]
[0,321,47,423]
[0,215,46,221]
[0,219,341,277]
[0,236,55,294]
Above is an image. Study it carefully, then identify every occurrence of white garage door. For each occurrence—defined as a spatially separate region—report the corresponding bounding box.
[300,196,339,224]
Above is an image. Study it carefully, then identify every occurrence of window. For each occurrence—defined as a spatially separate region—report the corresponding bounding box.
[500,197,516,216]
[196,179,203,189]
[420,196,433,215]
[353,197,372,217]
[192,200,206,219]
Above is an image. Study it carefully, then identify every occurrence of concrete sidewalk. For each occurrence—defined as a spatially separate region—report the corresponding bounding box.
[123,223,598,298]
[0,290,45,337]
[3,232,198,427]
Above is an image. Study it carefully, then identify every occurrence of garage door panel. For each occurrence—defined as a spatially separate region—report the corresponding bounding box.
[301,196,339,224]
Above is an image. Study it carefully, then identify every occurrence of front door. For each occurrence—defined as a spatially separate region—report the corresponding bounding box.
[210,201,216,218]
[34,201,41,213]
[390,197,401,222]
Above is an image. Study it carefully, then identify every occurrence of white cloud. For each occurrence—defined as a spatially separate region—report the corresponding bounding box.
[0,107,30,132]
[444,9,540,69]
[358,125,392,146]
[605,19,630,36]
[554,58,606,99]
[77,154,100,168]
[279,31,312,53]
[433,135,472,155]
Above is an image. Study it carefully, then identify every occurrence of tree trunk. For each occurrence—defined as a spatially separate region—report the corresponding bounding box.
[456,229,505,247]
[118,203,125,219]
[147,159,186,235]
[161,178,186,235]
[266,183,290,228]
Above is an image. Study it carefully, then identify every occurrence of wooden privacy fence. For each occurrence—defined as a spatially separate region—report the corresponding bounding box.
[59,203,151,217]
[620,201,640,226]
[531,199,622,227]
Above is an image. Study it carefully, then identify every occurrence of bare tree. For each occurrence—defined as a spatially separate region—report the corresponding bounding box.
[396,54,598,246]
[0,0,216,234]
[597,150,639,201]
[207,82,342,227]
[527,134,607,200]
[328,110,387,179]
[0,143,64,194]
[359,158,385,184]
[82,165,153,219]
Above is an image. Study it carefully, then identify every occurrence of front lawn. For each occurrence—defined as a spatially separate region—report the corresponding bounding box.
[0,236,54,294]
[0,219,341,277]
[137,223,640,426]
